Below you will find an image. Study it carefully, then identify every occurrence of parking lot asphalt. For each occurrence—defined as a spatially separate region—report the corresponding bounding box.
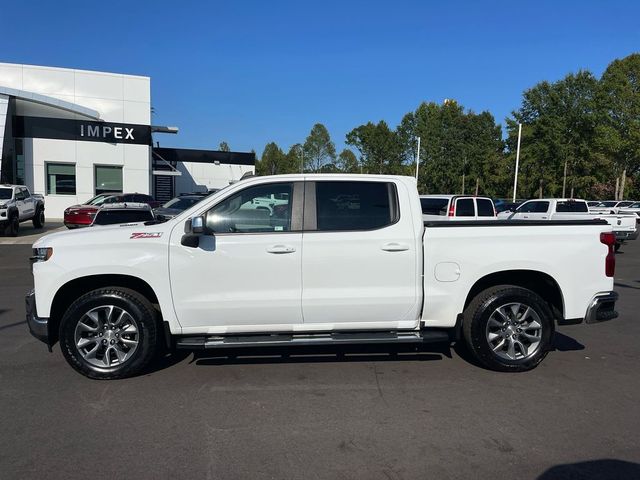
[1,238,639,479]
[0,221,65,245]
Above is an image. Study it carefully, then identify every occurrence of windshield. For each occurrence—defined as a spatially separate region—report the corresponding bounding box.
[420,198,449,216]
[85,194,114,206]
[597,201,617,207]
[162,197,201,210]
[628,202,640,208]
[0,188,12,200]
[93,209,153,225]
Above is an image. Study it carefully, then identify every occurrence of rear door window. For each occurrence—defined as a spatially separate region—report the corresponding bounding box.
[455,198,475,217]
[556,201,588,213]
[476,198,495,217]
[315,181,397,231]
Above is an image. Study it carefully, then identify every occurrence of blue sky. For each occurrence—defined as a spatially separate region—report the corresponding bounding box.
[2,0,639,155]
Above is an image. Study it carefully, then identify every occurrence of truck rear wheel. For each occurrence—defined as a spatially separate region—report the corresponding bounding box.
[33,207,45,229]
[59,287,158,379]
[462,285,554,372]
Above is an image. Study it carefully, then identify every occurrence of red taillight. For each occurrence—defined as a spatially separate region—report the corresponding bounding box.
[448,202,455,217]
[600,232,616,277]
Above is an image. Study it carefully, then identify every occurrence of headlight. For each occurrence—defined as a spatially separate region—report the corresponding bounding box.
[31,247,53,263]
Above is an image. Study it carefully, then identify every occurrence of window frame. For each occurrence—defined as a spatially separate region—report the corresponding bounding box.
[303,180,400,232]
[203,181,304,235]
[45,162,77,196]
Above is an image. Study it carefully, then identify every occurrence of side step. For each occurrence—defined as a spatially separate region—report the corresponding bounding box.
[176,330,450,349]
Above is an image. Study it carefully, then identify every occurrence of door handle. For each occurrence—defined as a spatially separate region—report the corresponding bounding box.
[522,215,529,219]
[381,242,410,252]
[541,216,548,219]
[266,244,296,254]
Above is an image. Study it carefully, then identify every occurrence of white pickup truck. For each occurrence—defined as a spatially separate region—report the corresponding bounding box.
[498,198,637,250]
[27,174,618,379]
[0,184,45,236]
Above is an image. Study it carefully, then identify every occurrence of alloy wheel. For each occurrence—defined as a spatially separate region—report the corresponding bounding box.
[74,305,139,368]
[485,302,543,361]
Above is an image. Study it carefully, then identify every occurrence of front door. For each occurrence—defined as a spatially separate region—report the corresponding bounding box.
[301,180,420,328]
[169,181,304,331]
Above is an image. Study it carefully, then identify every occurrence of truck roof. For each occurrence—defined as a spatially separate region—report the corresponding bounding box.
[524,198,587,202]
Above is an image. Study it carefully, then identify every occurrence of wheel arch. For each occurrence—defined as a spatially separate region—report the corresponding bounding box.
[463,269,565,322]
[49,274,162,346]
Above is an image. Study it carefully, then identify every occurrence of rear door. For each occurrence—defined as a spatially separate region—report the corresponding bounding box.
[301,179,419,327]
[476,198,496,219]
[21,188,36,218]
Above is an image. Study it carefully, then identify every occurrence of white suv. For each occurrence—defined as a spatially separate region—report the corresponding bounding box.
[420,195,496,222]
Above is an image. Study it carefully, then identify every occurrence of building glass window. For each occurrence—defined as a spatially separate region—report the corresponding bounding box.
[95,166,123,195]
[15,139,25,185]
[46,163,76,195]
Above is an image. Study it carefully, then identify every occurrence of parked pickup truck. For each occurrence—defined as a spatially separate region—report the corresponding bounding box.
[27,174,618,379]
[0,184,45,236]
[498,198,637,250]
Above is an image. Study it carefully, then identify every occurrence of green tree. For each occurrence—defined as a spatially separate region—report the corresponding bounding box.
[336,149,360,173]
[346,120,404,174]
[303,123,336,172]
[397,101,506,195]
[286,144,304,174]
[218,141,230,152]
[506,71,603,199]
[597,54,640,199]
[256,142,293,176]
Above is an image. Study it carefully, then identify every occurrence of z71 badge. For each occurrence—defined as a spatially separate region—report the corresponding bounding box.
[130,232,163,239]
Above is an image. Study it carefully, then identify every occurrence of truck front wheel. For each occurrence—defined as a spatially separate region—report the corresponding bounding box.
[7,214,19,237]
[59,287,158,379]
[462,285,554,372]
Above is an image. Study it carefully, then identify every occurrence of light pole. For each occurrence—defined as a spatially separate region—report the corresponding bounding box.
[512,123,522,203]
[415,136,421,182]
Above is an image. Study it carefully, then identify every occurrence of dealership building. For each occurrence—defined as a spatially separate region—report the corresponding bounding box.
[0,62,255,218]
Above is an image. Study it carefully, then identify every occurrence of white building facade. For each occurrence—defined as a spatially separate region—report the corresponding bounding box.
[0,62,254,219]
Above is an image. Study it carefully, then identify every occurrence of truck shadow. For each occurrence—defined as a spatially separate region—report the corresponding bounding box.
[453,331,584,370]
[147,332,583,374]
[537,459,640,480]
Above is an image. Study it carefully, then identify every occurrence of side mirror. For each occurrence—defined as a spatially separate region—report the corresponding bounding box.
[181,216,206,247]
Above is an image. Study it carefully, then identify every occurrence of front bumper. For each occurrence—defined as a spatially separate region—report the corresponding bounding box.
[585,291,619,324]
[26,289,51,348]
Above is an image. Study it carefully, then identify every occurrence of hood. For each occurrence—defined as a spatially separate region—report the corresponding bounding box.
[154,207,182,216]
[33,221,171,249]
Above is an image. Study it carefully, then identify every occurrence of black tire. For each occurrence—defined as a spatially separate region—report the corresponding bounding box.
[614,242,621,253]
[59,287,159,379]
[32,207,45,228]
[7,214,19,237]
[462,285,554,372]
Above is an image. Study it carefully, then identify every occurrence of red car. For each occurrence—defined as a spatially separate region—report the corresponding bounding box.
[64,193,161,228]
